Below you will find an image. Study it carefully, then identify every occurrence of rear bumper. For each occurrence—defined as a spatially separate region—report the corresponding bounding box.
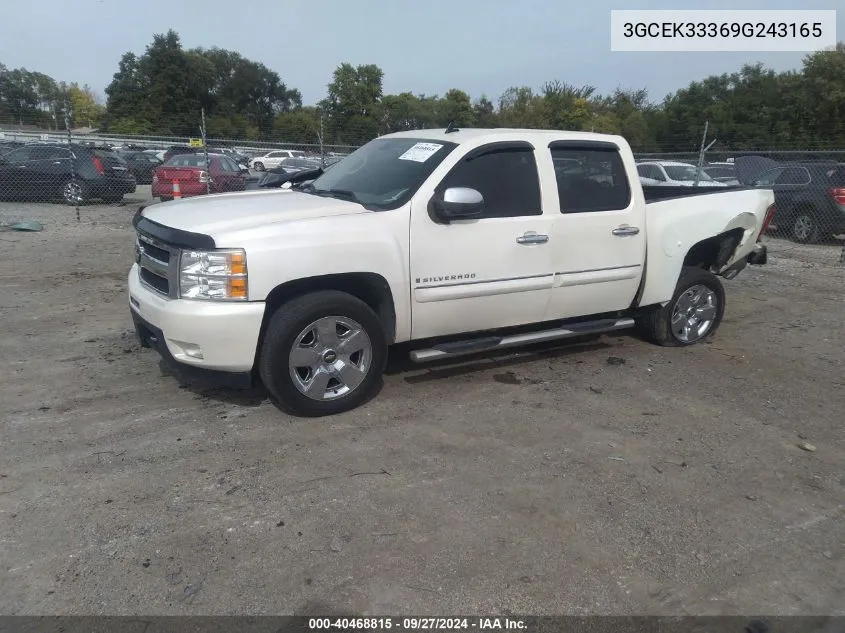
[721,243,767,279]
[91,177,136,196]
[747,243,767,265]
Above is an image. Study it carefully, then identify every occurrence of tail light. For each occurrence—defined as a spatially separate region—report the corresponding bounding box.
[758,203,776,241]
[198,170,210,183]
[92,156,105,174]
[829,187,845,205]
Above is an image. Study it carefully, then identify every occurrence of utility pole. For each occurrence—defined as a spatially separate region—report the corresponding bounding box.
[200,108,210,195]
[694,121,717,187]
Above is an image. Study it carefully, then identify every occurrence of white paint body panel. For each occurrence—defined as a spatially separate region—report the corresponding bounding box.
[131,128,773,370]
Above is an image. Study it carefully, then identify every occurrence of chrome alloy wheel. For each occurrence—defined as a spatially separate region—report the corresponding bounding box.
[670,284,718,343]
[288,316,372,401]
[63,180,83,204]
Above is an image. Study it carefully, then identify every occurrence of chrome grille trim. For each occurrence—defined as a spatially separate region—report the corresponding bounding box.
[136,230,178,298]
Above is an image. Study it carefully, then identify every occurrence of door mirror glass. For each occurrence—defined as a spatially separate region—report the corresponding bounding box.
[435,187,484,220]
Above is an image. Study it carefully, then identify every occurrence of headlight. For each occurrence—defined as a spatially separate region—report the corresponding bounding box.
[179,249,247,300]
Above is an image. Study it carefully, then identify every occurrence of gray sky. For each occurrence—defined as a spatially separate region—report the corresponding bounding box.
[1,0,841,106]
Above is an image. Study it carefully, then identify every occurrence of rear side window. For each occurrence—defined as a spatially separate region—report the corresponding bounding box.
[776,167,811,185]
[551,145,631,213]
[440,146,542,218]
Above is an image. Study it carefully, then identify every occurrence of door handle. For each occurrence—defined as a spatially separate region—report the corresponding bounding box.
[516,232,549,245]
[612,226,640,236]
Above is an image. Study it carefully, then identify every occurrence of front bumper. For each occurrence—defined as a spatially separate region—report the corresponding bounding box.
[128,265,266,388]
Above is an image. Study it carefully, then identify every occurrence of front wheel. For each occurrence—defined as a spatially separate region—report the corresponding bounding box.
[259,291,387,416]
[253,162,265,171]
[638,266,725,347]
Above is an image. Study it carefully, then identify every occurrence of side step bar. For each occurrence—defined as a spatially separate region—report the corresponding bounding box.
[409,318,636,363]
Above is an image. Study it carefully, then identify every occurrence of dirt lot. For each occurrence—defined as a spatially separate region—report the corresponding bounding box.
[1,190,844,616]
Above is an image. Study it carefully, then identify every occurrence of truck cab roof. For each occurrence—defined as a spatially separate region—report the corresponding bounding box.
[382,127,628,147]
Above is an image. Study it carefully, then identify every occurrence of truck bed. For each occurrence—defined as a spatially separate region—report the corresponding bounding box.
[643,184,751,203]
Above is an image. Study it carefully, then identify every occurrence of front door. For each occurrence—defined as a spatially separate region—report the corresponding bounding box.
[544,141,647,320]
[0,146,37,198]
[409,142,555,340]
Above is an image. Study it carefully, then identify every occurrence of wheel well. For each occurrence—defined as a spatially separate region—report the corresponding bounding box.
[683,228,745,272]
[254,273,397,365]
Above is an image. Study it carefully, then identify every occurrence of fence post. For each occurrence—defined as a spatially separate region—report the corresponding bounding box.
[200,108,210,195]
[319,110,325,168]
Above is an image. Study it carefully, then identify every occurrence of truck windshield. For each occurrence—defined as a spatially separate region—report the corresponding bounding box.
[664,165,714,182]
[306,138,458,209]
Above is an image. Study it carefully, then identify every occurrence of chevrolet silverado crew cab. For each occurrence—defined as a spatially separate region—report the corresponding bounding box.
[129,128,774,416]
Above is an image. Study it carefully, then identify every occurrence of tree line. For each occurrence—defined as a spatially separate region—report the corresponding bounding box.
[2,31,843,152]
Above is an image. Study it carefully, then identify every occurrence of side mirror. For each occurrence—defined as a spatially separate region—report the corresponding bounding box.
[434,187,484,220]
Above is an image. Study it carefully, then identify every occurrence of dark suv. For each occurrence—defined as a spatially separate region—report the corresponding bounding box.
[752,161,845,243]
[0,143,137,205]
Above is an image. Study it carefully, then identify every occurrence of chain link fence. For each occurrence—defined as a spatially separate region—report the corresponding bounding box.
[2,117,844,265]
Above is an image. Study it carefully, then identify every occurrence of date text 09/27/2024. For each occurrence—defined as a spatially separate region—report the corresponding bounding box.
[308,617,527,630]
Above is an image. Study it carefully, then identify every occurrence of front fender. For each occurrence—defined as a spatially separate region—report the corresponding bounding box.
[225,210,412,341]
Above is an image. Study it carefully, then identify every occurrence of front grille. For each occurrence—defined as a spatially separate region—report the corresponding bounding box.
[136,230,177,298]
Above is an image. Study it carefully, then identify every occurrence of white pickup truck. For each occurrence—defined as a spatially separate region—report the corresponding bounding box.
[129,128,774,416]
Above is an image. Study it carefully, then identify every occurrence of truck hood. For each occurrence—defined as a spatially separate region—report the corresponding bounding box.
[140,190,367,236]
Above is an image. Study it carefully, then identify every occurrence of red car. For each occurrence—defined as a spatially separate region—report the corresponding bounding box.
[152,153,247,201]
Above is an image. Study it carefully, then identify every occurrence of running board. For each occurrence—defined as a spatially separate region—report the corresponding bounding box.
[409,318,636,363]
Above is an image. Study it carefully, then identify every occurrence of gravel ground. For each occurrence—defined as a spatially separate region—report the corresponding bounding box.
[1,191,844,616]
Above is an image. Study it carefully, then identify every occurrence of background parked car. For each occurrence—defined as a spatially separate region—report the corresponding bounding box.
[636,161,727,187]
[743,158,845,243]
[116,150,163,184]
[0,143,136,205]
[704,161,740,185]
[249,149,307,171]
[152,153,247,201]
[275,157,323,173]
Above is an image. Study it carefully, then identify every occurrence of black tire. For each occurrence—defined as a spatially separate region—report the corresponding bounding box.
[789,210,821,244]
[159,196,173,202]
[254,162,265,171]
[259,291,387,416]
[61,178,89,206]
[638,266,726,347]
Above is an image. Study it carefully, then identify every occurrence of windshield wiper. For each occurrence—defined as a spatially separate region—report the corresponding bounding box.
[316,188,362,204]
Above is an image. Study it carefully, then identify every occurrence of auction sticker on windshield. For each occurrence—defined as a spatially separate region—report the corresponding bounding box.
[398,143,444,162]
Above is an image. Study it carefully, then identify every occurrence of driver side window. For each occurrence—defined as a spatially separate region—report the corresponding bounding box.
[439,146,542,218]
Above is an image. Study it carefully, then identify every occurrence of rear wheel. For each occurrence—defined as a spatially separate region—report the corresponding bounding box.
[259,291,387,416]
[790,211,821,243]
[638,266,725,347]
[62,178,89,205]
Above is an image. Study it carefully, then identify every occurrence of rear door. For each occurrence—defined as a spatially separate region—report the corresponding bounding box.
[409,141,555,339]
[543,140,646,320]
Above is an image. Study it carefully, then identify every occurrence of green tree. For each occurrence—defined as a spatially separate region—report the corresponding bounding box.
[440,89,474,127]
[67,84,105,128]
[321,63,384,144]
